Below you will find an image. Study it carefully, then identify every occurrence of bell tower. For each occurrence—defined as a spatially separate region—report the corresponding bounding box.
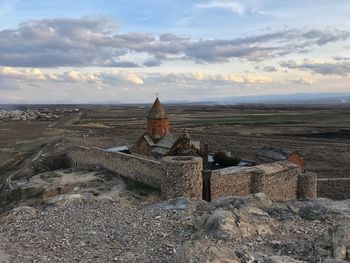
[147,97,170,139]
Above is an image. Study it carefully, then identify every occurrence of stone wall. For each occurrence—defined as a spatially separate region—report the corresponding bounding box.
[208,161,302,201]
[262,163,300,201]
[298,174,318,200]
[68,146,163,187]
[68,147,315,202]
[210,167,253,200]
[317,178,350,200]
[68,147,204,199]
[161,156,203,200]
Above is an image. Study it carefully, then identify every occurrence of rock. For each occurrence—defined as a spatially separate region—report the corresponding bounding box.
[203,209,241,241]
[196,200,212,213]
[298,203,331,221]
[154,197,194,210]
[5,206,37,222]
[201,208,273,241]
[173,240,241,263]
[315,223,350,260]
[45,193,92,207]
[0,249,12,262]
[233,209,258,238]
[323,259,349,263]
[266,203,296,221]
[210,193,272,213]
[332,224,350,260]
[265,255,302,263]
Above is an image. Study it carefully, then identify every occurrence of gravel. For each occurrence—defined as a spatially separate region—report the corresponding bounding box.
[0,200,194,263]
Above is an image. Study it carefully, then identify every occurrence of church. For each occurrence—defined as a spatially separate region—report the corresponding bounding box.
[131,97,201,159]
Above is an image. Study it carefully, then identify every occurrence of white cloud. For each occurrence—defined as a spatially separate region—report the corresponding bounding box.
[121,72,144,85]
[289,78,314,85]
[280,59,350,76]
[196,1,246,14]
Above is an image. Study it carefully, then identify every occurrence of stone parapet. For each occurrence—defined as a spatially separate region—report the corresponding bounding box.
[161,156,203,199]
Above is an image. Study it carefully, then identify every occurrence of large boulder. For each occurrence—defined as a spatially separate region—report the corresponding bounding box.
[315,223,350,260]
[173,239,241,263]
[298,203,332,221]
[44,193,92,207]
[202,209,241,241]
[200,207,273,241]
[5,206,37,222]
[264,255,303,263]
[332,224,350,260]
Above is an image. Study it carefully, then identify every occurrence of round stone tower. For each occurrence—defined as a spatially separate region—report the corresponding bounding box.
[147,97,170,139]
[161,156,203,199]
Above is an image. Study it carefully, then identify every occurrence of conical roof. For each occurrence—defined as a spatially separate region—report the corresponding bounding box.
[147,97,168,119]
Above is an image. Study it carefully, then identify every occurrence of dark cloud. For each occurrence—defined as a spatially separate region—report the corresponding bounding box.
[1,17,350,67]
[263,66,278,72]
[333,56,350,61]
[143,60,162,67]
[280,60,350,76]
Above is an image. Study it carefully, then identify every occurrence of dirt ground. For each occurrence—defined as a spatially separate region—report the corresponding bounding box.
[0,103,349,189]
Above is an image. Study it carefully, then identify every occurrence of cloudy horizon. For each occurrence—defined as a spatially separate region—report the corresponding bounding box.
[0,0,350,103]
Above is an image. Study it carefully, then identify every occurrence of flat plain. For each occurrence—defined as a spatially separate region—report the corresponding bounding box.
[1,104,349,184]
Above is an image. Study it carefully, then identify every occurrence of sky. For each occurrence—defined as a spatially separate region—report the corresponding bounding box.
[0,0,350,103]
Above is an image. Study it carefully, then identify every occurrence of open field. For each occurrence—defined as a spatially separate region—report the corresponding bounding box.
[0,103,349,191]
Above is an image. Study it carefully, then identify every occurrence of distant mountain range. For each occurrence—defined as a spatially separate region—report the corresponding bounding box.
[1,92,349,105]
[166,92,350,105]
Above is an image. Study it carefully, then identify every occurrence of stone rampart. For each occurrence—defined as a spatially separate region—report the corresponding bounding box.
[68,147,204,199]
[261,162,300,201]
[211,166,254,200]
[209,161,303,201]
[317,178,350,200]
[161,156,203,200]
[68,147,316,201]
[68,146,163,187]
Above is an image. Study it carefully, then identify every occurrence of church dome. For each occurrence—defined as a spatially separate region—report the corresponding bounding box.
[147,97,168,119]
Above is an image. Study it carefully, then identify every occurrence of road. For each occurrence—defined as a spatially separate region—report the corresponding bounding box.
[47,111,83,129]
[6,142,60,189]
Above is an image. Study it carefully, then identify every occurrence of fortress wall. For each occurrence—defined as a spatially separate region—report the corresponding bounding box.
[210,161,301,201]
[262,163,300,201]
[161,156,203,199]
[317,178,350,200]
[68,147,163,187]
[69,147,307,201]
[210,167,253,200]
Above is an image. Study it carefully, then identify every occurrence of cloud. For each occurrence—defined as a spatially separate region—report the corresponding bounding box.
[196,1,246,14]
[333,56,350,61]
[121,72,144,84]
[0,66,275,88]
[0,67,47,80]
[280,60,350,76]
[148,72,274,85]
[262,66,278,72]
[289,78,314,85]
[0,67,145,85]
[0,18,350,67]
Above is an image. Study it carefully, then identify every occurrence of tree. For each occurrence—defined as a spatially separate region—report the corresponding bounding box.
[213,151,241,167]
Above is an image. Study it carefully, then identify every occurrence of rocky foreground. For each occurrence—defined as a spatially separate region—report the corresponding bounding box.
[0,194,349,263]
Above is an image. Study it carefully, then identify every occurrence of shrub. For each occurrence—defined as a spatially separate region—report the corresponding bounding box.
[213,151,241,167]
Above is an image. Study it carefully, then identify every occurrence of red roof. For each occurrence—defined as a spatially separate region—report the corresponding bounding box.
[147,97,168,119]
